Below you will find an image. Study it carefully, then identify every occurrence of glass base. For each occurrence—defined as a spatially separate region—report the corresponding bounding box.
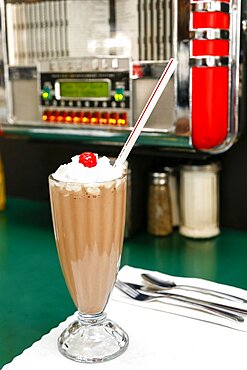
[57,312,129,363]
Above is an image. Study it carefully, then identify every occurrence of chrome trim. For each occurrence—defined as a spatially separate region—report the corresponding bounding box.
[176,0,190,125]
[191,1,230,13]
[224,1,241,154]
[9,66,37,80]
[190,56,229,67]
[0,122,193,150]
[190,29,230,40]
[0,0,13,122]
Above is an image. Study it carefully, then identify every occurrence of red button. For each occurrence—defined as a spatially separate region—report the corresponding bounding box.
[57,111,66,123]
[42,110,51,121]
[90,112,100,124]
[99,112,110,124]
[49,111,57,122]
[65,111,73,123]
[109,112,118,125]
[82,112,92,124]
[118,112,127,126]
[73,112,83,124]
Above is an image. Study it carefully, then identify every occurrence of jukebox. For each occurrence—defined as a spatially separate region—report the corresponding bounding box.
[0,0,243,153]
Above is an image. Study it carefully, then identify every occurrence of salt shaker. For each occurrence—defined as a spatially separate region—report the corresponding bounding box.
[179,163,220,238]
[147,171,173,236]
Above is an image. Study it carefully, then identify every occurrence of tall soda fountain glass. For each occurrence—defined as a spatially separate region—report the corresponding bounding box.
[48,152,128,363]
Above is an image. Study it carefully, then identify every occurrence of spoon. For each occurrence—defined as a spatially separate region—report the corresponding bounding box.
[141,273,247,304]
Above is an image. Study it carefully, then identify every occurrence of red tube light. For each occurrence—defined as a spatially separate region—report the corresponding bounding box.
[193,12,230,29]
[191,66,229,149]
[192,39,229,56]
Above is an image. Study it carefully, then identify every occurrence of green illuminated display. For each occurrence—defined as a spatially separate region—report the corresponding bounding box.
[59,81,110,99]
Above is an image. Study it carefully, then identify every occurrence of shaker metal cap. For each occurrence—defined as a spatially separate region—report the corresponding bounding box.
[163,166,175,174]
[180,162,220,173]
[149,171,169,185]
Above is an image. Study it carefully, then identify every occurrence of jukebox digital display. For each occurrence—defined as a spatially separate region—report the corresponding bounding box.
[55,80,111,100]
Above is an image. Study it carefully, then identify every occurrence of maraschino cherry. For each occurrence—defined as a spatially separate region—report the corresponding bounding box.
[79,152,97,168]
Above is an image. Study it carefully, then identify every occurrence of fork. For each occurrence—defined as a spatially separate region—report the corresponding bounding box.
[115,280,244,323]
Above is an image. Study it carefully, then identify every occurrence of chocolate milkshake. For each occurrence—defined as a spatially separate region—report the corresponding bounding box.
[48,152,128,363]
[49,174,126,314]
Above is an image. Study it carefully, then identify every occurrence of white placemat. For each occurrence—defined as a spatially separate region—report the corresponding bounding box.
[3,266,247,370]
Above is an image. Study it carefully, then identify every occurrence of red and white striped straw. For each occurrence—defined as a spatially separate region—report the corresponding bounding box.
[115,58,178,166]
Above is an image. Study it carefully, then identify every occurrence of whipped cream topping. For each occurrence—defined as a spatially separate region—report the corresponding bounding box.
[52,154,125,183]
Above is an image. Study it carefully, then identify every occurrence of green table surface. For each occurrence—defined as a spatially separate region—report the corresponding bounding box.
[1,197,247,368]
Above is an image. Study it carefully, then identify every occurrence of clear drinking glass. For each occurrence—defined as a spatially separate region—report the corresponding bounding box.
[48,170,128,363]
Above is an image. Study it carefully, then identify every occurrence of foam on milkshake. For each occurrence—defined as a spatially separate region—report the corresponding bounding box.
[52,154,125,184]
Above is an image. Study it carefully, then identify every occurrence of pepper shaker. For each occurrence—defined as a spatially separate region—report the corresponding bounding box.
[147,171,173,236]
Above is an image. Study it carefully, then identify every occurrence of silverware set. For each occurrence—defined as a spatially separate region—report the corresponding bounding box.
[115,273,247,324]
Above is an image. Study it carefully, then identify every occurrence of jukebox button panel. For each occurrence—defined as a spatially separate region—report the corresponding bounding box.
[38,57,132,128]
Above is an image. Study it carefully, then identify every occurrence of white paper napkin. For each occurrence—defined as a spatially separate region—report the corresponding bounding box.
[3,265,247,370]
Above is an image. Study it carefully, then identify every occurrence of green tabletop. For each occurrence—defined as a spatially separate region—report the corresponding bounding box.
[1,197,247,368]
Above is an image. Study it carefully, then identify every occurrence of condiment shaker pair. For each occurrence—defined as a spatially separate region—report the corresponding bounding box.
[147,162,220,239]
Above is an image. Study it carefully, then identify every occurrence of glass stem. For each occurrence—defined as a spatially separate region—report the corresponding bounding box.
[77,311,107,326]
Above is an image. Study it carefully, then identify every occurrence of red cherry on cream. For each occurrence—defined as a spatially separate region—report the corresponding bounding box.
[79,152,97,168]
